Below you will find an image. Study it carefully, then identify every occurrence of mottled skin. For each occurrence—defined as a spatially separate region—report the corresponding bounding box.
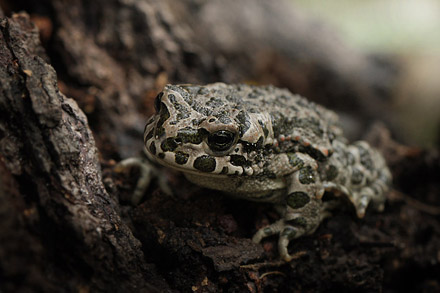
[144,83,391,261]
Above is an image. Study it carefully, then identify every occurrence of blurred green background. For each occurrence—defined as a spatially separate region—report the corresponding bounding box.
[296,0,440,147]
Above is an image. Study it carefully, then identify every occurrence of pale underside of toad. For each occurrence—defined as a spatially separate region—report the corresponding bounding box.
[143,83,391,261]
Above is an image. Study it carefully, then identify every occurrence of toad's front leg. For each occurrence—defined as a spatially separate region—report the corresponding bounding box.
[252,153,327,261]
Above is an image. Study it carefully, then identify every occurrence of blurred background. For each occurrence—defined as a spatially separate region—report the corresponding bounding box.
[1,0,439,150]
[296,0,440,147]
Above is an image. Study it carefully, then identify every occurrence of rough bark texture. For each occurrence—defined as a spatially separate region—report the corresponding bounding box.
[0,1,439,292]
[0,12,168,292]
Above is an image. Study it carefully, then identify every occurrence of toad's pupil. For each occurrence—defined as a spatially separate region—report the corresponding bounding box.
[208,130,235,151]
[213,133,229,144]
[210,131,232,144]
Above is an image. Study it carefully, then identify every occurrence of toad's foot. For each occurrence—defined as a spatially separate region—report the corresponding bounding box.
[115,157,172,205]
[252,219,298,261]
[252,201,335,262]
[252,217,319,262]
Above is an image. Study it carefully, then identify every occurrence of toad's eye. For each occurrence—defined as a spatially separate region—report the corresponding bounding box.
[207,130,236,152]
[154,92,164,113]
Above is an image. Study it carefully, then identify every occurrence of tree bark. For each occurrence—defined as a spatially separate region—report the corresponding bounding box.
[0,12,168,292]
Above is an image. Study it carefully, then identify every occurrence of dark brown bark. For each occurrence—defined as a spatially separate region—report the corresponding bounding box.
[0,12,168,292]
[0,1,439,292]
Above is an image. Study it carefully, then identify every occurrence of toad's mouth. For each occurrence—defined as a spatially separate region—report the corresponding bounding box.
[145,146,249,178]
[145,141,254,178]
[156,156,230,178]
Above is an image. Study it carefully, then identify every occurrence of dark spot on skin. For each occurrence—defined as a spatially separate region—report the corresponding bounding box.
[220,166,229,174]
[263,144,273,153]
[158,153,165,159]
[194,155,216,172]
[168,94,176,103]
[299,166,316,184]
[191,102,212,116]
[145,117,155,126]
[287,192,310,209]
[298,144,327,162]
[166,94,190,120]
[177,127,209,144]
[287,217,308,228]
[238,139,264,153]
[225,94,243,104]
[281,227,297,240]
[236,111,251,136]
[216,115,232,124]
[167,85,192,105]
[292,117,324,137]
[287,153,304,168]
[149,142,156,155]
[358,145,373,170]
[326,165,338,181]
[252,154,264,165]
[161,137,178,152]
[230,155,249,167]
[351,167,364,185]
[270,111,287,138]
[144,128,154,143]
[155,102,170,138]
[191,118,206,126]
[154,92,164,112]
[176,109,190,120]
[175,151,189,165]
[206,97,224,108]
[238,140,254,153]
